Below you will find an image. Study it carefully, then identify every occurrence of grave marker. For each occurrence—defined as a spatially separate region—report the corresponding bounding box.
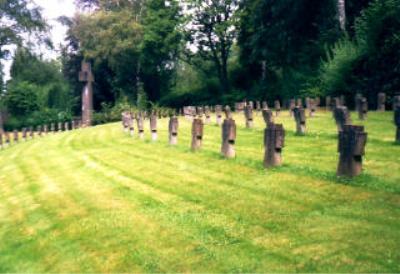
[169,116,179,145]
[221,106,236,158]
[274,100,281,116]
[22,128,27,141]
[262,109,274,126]
[264,123,285,168]
[150,111,158,141]
[377,93,386,111]
[244,104,254,128]
[215,105,223,126]
[337,125,367,177]
[358,98,368,120]
[136,112,145,139]
[205,106,211,124]
[293,106,306,135]
[191,117,204,151]
[334,106,352,132]
[13,130,18,143]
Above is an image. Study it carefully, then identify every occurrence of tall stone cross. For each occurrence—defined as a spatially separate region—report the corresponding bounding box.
[79,61,94,127]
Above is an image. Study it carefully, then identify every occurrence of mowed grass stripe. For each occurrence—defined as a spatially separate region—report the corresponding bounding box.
[0,111,399,272]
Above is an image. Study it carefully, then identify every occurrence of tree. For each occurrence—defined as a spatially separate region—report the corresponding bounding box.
[184,0,240,94]
[0,0,47,60]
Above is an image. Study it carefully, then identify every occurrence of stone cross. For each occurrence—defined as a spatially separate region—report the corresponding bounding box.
[244,105,254,128]
[337,125,367,177]
[264,123,285,168]
[221,116,236,158]
[358,98,368,120]
[377,93,386,111]
[79,61,95,127]
[274,100,281,116]
[334,106,352,132]
[169,116,179,145]
[150,111,158,141]
[215,105,223,126]
[191,118,204,151]
[293,106,306,135]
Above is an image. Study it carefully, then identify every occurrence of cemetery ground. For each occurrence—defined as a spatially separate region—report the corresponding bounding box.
[0,111,399,273]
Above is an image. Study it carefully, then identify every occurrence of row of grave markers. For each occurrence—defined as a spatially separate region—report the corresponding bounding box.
[0,120,82,150]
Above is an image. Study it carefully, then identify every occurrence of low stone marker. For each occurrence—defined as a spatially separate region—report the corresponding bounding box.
[235,102,245,112]
[136,113,145,139]
[256,101,261,112]
[191,117,204,151]
[337,125,367,177]
[205,106,211,124]
[64,122,69,131]
[293,107,306,135]
[51,123,55,133]
[377,92,386,111]
[22,128,27,141]
[37,125,43,137]
[5,132,10,147]
[340,95,346,107]
[334,106,352,132]
[358,98,368,120]
[262,101,268,110]
[29,127,34,139]
[262,109,274,126]
[355,93,362,113]
[44,125,48,135]
[326,96,331,111]
[196,106,204,117]
[150,112,158,141]
[289,99,296,117]
[13,130,18,143]
[215,105,223,126]
[58,122,63,132]
[296,98,302,107]
[244,105,254,128]
[395,104,400,143]
[169,115,179,145]
[274,100,281,116]
[264,123,285,168]
[333,97,341,109]
[122,111,130,132]
[221,106,236,158]
[71,120,76,130]
[128,114,134,137]
[393,95,400,111]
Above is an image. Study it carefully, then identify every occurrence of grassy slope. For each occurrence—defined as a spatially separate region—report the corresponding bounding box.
[0,110,399,272]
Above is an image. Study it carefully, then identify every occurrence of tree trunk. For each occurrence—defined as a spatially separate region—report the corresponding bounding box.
[337,0,346,31]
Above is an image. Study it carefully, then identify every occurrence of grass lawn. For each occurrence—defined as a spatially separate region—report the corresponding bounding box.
[0,110,399,272]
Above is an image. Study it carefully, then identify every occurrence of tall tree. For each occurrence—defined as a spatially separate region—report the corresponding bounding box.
[184,0,240,94]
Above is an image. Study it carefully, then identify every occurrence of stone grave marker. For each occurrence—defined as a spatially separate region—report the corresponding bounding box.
[191,117,204,151]
[293,106,306,135]
[221,106,236,158]
[309,98,316,117]
[274,100,281,116]
[51,123,55,133]
[244,104,254,128]
[289,99,296,117]
[377,92,386,111]
[150,111,158,141]
[37,125,43,137]
[326,96,332,111]
[22,128,27,141]
[262,109,274,126]
[169,115,179,145]
[215,105,223,126]
[264,123,285,168]
[358,98,368,120]
[13,130,18,143]
[136,112,145,139]
[337,125,367,177]
[262,101,268,110]
[29,127,34,139]
[65,122,69,131]
[58,122,63,132]
[256,101,261,112]
[205,106,211,124]
[4,132,10,147]
[334,106,352,132]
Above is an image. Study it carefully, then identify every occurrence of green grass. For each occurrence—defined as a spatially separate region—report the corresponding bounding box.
[0,110,399,272]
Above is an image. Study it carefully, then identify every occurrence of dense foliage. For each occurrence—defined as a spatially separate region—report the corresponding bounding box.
[1,0,400,129]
